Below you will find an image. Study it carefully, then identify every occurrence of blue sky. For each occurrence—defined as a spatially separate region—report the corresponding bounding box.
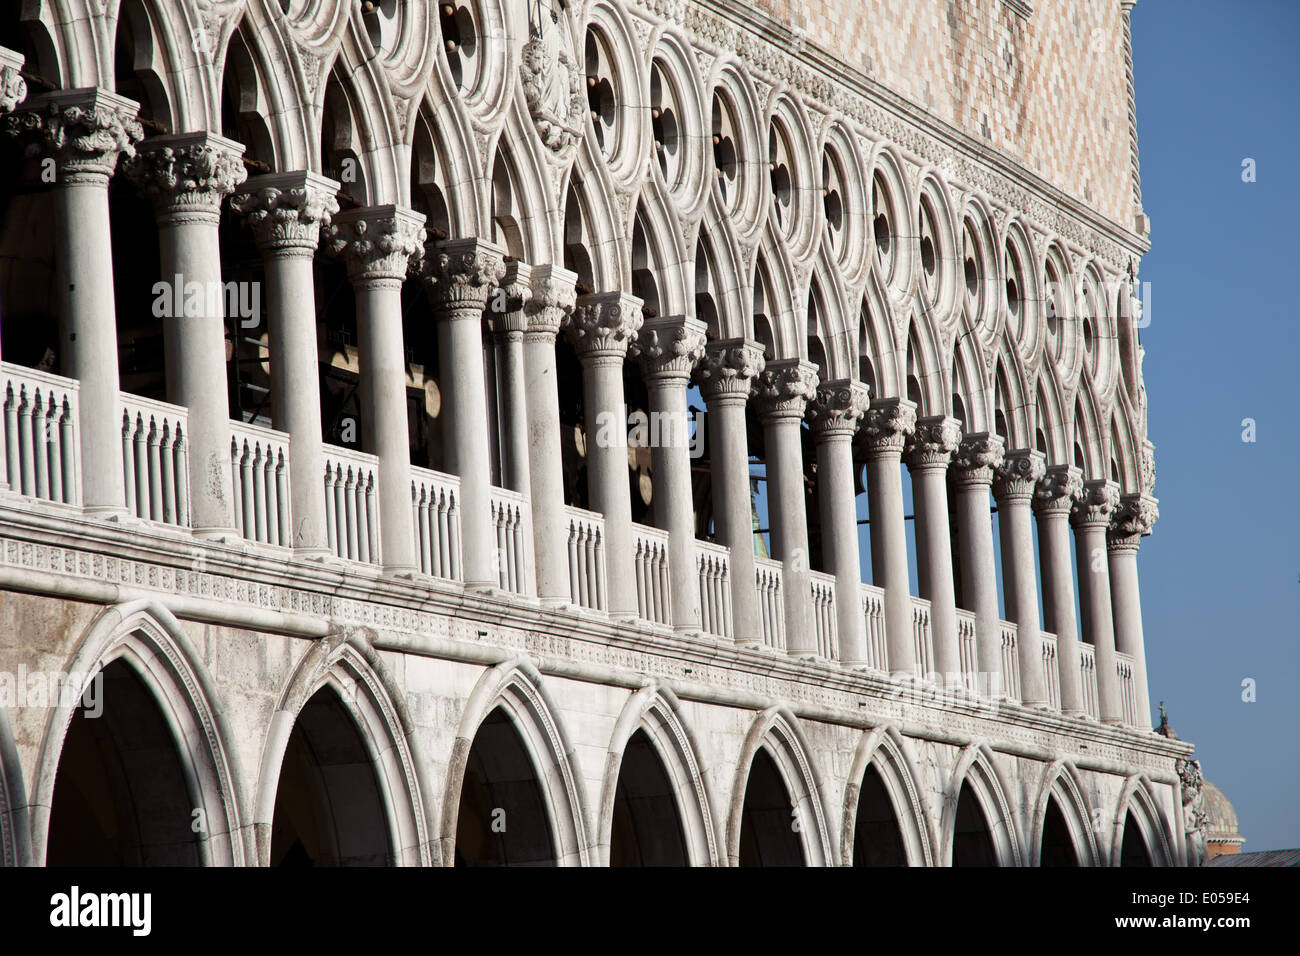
[1130,0,1300,851]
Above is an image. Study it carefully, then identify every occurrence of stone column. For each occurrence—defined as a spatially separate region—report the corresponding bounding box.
[1071,478,1123,725]
[231,172,339,556]
[754,360,820,656]
[1109,493,1158,730]
[565,292,643,618]
[860,398,918,677]
[951,432,1006,697]
[694,339,765,646]
[1033,465,1085,716]
[904,416,962,685]
[636,315,707,632]
[326,205,425,573]
[993,449,1048,707]
[424,238,506,589]
[8,89,141,514]
[523,266,577,604]
[807,380,870,664]
[128,132,247,535]
[491,260,532,495]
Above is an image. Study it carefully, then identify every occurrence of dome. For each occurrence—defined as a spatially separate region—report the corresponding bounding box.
[1203,781,1244,848]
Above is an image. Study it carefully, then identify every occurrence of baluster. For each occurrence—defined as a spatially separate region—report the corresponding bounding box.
[159,422,176,524]
[343,467,358,560]
[275,451,289,546]
[32,390,50,500]
[447,492,461,580]
[47,399,65,503]
[4,384,18,490]
[174,431,190,527]
[357,472,372,564]
[18,386,35,496]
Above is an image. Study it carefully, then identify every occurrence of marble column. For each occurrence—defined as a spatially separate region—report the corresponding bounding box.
[636,315,707,632]
[860,398,918,677]
[128,132,247,536]
[1071,478,1123,724]
[565,292,643,618]
[424,238,506,589]
[951,432,1006,697]
[8,89,141,513]
[523,266,577,604]
[694,339,765,646]
[1109,492,1158,729]
[993,448,1048,707]
[904,416,962,685]
[1033,465,1085,716]
[231,172,339,556]
[754,359,820,656]
[807,380,870,664]
[326,205,426,573]
[491,260,533,496]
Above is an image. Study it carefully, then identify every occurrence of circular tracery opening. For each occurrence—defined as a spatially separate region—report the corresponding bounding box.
[822,148,846,253]
[918,197,940,302]
[360,0,399,54]
[768,122,794,233]
[1045,259,1064,361]
[872,173,893,275]
[649,60,682,184]
[1005,241,1025,340]
[439,3,478,90]
[711,92,740,210]
[585,28,618,157]
[962,220,983,312]
[1081,279,1099,369]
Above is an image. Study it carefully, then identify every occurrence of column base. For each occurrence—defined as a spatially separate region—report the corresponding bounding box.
[192,526,241,544]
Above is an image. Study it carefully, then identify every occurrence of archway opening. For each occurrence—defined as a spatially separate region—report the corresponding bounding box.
[455,707,556,866]
[609,729,689,866]
[738,747,804,866]
[1119,811,1152,867]
[1040,795,1080,866]
[852,763,908,865]
[270,687,391,866]
[47,659,200,866]
[952,779,997,866]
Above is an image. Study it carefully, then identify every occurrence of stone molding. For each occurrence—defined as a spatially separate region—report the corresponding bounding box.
[0,48,27,114]
[230,170,340,254]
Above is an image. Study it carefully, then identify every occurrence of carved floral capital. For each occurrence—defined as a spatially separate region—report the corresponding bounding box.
[753,359,819,423]
[694,338,766,400]
[634,315,707,383]
[807,379,870,440]
[230,171,340,253]
[566,292,644,359]
[904,415,962,470]
[993,449,1047,503]
[324,205,426,285]
[6,88,142,183]
[127,132,247,221]
[422,238,506,314]
[1032,464,1084,516]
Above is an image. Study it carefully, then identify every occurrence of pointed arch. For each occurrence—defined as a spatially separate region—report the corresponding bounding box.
[0,704,29,866]
[808,242,855,379]
[596,682,724,866]
[1112,774,1176,867]
[695,200,748,339]
[840,726,934,866]
[441,659,590,866]
[1030,760,1100,866]
[632,191,689,317]
[562,160,626,292]
[950,323,990,431]
[1072,378,1105,480]
[31,600,246,866]
[1034,363,1069,465]
[941,742,1022,866]
[1109,394,1141,493]
[993,343,1032,450]
[753,230,800,359]
[489,122,554,263]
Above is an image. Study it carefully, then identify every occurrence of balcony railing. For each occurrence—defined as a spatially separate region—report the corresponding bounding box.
[230,420,290,546]
[410,466,461,580]
[489,486,530,595]
[695,540,732,639]
[564,505,607,611]
[754,556,785,651]
[911,596,934,678]
[119,393,186,525]
[956,609,978,695]
[324,446,380,564]
[1041,631,1060,711]
[1,363,80,506]
[632,523,671,626]
[809,570,837,660]
[860,583,887,673]
[1079,642,1100,720]
[1116,651,1138,727]
[1000,621,1020,702]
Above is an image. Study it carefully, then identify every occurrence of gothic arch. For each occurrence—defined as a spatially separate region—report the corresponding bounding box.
[1110,396,1141,492]
[1034,363,1069,464]
[31,600,246,866]
[441,658,590,866]
[696,195,748,339]
[839,726,934,866]
[489,121,555,263]
[632,190,690,318]
[858,293,899,399]
[255,629,435,866]
[905,318,944,417]
[0,705,29,866]
[727,706,834,866]
[1112,774,1176,867]
[950,321,990,431]
[1072,378,1105,480]
[993,343,1032,450]
[596,682,724,866]
[808,248,855,380]
[1029,760,1100,866]
[940,742,1022,866]
[562,157,627,292]
[752,239,798,360]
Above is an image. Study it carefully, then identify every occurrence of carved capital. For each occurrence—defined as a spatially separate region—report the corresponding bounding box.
[0,48,27,114]
[1108,492,1158,551]
[993,449,1047,504]
[127,132,247,223]
[904,415,962,470]
[524,264,577,341]
[230,170,340,254]
[7,88,142,184]
[566,292,643,360]
[1140,438,1157,495]
[422,237,506,315]
[951,432,1006,488]
[1032,464,1083,516]
[857,396,918,458]
[1069,478,1121,529]
[635,315,707,383]
[489,260,532,336]
[694,338,766,401]
[325,205,426,286]
[807,379,870,440]
[753,359,819,423]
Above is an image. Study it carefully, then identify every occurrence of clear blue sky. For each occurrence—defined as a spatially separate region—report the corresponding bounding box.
[1131,0,1300,852]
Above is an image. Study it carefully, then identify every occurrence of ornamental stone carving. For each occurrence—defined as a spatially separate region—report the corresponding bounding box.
[525,265,578,339]
[566,292,644,359]
[127,132,247,221]
[694,339,766,400]
[635,316,707,383]
[230,171,340,253]
[753,359,819,423]
[1108,492,1159,551]
[858,397,918,458]
[1032,464,1084,516]
[807,379,870,440]
[1178,756,1209,866]
[951,432,1005,487]
[519,19,584,153]
[1140,439,1157,495]
[7,89,142,183]
[422,238,506,314]
[325,205,426,285]
[1069,478,1121,529]
[0,48,27,114]
[490,260,533,336]
[904,415,962,470]
[993,449,1047,503]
